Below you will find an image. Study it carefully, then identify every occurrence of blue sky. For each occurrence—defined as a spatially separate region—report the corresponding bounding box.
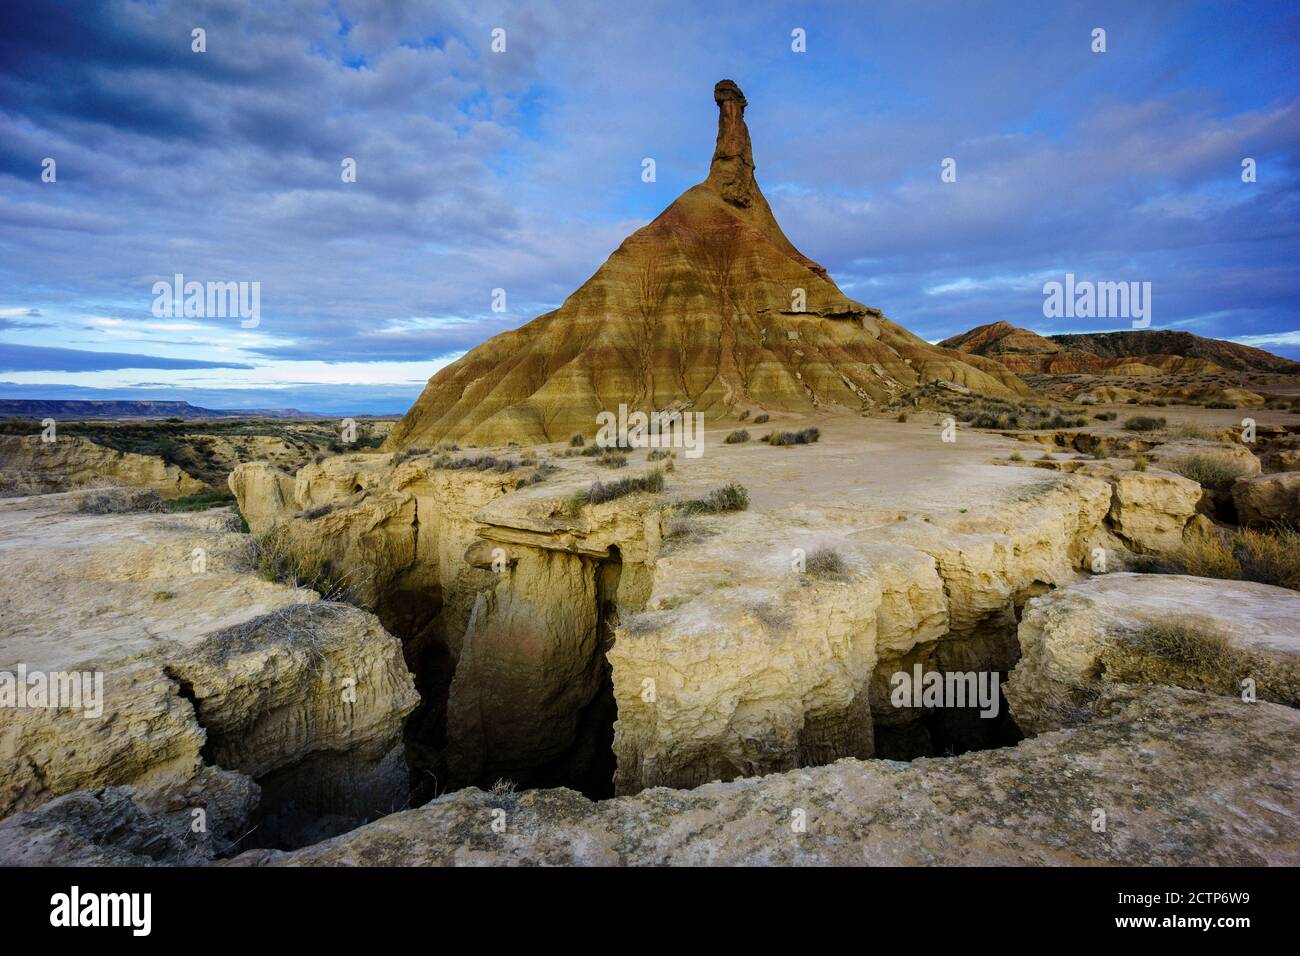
[1,0,1297,415]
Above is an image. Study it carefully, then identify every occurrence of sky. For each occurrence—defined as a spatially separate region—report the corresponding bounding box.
[0,0,1297,415]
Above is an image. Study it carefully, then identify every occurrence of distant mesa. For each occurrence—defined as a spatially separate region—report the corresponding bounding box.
[0,399,315,420]
[940,321,1300,377]
[387,80,1027,450]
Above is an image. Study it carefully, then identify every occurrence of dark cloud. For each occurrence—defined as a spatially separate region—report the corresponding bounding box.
[0,344,254,372]
[0,0,1296,409]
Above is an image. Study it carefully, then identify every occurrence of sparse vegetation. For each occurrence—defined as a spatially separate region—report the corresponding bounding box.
[1123,416,1166,432]
[1169,452,1250,490]
[584,467,665,505]
[724,429,750,444]
[766,427,820,446]
[430,453,524,473]
[569,433,585,447]
[677,481,749,514]
[392,447,429,464]
[75,488,166,514]
[1009,451,1023,461]
[1170,423,1218,441]
[804,547,848,579]
[1101,620,1299,708]
[663,514,707,542]
[1133,454,1149,472]
[253,523,372,605]
[595,451,629,468]
[486,778,519,810]
[168,489,237,512]
[752,413,770,424]
[1129,525,1300,591]
[1093,411,1118,421]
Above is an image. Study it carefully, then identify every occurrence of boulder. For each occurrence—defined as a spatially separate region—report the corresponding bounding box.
[1232,471,1300,527]
[1007,573,1300,735]
[1104,469,1201,552]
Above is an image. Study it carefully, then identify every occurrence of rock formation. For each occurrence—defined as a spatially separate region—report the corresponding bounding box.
[226,411,1236,799]
[385,81,1027,450]
[0,492,418,850]
[1008,573,1300,735]
[1232,471,1300,527]
[206,685,1295,866]
[0,435,205,498]
[941,321,1300,376]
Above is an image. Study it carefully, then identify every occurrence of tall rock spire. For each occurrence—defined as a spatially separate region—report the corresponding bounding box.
[707,79,757,207]
[385,80,1031,450]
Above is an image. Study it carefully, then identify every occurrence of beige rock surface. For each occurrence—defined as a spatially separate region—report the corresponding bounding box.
[1103,469,1203,552]
[1146,438,1262,478]
[1007,572,1300,735]
[1232,471,1300,527]
[219,685,1299,867]
[232,413,1227,797]
[0,434,204,498]
[0,493,418,848]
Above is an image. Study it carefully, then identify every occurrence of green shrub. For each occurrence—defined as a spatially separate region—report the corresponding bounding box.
[168,488,237,512]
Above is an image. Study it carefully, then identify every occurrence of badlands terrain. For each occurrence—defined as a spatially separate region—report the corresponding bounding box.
[1,80,1298,867]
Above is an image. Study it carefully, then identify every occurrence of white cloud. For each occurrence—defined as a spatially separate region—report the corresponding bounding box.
[1229,331,1300,347]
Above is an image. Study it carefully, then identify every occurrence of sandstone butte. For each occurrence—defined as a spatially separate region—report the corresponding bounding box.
[940,320,1300,377]
[385,80,1028,450]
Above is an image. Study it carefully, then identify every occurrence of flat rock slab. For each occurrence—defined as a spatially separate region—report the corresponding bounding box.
[228,685,1300,867]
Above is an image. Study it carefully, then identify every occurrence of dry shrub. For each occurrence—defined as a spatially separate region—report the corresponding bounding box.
[75,487,166,514]
[766,427,820,446]
[253,523,373,605]
[1123,416,1166,432]
[585,467,665,505]
[1169,452,1250,490]
[804,547,848,579]
[1138,525,1300,591]
[678,482,749,515]
[1101,619,1299,707]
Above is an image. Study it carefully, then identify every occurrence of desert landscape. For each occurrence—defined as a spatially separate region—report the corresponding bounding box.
[2,72,1298,877]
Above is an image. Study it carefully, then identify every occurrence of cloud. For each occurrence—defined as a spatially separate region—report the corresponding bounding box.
[0,344,255,373]
[0,0,1296,410]
[1230,331,1300,348]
